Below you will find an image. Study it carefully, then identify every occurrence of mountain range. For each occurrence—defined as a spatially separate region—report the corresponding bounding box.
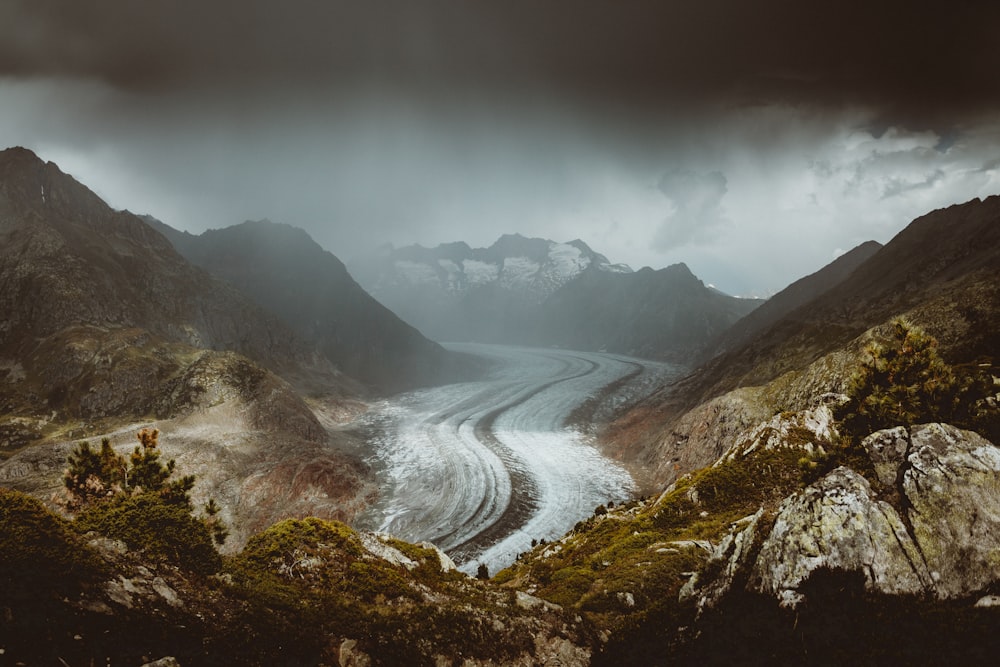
[352,235,762,361]
[608,195,1000,489]
[2,145,999,665]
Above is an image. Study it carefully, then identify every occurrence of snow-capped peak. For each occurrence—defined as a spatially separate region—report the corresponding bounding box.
[369,235,632,301]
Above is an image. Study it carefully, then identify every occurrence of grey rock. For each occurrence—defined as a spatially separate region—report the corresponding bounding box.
[682,509,765,611]
[861,426,910,485]
[743,424,1000,606]
[141,658,181,667]
[751,467,930,607]
[903,423,1000,598]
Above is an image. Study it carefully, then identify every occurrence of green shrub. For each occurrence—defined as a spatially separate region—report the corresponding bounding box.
[838,319,993,440]
[76,492,221,575]
[543,565,598,606]
[0,488,105,599]
[64,429,196,510]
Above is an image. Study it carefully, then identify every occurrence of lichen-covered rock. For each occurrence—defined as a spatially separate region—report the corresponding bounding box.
[680,508,764,611]
[736,424,1000,607]
[722,402,838,462]
[750,467,930,606]
[903,423,1000,597]
[861,426,910,485]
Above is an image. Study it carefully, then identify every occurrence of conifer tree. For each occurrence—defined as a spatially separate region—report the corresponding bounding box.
[838,319,973,438]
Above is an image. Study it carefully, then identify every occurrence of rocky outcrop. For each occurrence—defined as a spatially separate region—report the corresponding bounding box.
[903,423,1000,597]
[685,423,1000,609]
[680,508,765,611]
[750,466,930,606]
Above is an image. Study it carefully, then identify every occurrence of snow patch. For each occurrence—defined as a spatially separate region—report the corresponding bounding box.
[393,260,439,286]
[437,259,463,291]
[461,259,499,285]
[499,256,540,289]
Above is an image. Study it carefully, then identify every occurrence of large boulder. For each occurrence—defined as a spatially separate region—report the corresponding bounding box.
[903,423,1000,597]
[685,422,1000,608]
[750,466,929,606]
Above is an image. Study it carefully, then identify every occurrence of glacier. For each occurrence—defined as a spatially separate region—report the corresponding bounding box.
[358,343,681,575]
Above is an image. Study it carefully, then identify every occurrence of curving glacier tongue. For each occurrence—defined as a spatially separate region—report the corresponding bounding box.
[358,343,680,575]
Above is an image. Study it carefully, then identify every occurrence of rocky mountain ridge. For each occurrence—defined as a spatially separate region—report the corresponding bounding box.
[355,233,631,304]
[0,147,322,379]
[700,239,883,361]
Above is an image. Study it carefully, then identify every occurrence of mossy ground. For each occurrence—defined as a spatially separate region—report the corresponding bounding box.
[496,443,811,644]
[224,517,549,666]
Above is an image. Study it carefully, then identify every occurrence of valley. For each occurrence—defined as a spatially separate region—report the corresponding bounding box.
[355,343,682,575]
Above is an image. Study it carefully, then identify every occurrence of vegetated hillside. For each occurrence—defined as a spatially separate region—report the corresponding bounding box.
[0,147,373,548]
[150,218,476,394]
[608,196,1000,488]
[540,263,762,363]
[1,486,590,666]
[700,240,883,361]
[498,311,999,665]
[352,234,760,360]
[5,317,998,665]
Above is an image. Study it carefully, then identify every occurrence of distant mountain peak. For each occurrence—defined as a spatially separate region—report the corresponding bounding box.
[358,234,634,310]
[347,234,753,359]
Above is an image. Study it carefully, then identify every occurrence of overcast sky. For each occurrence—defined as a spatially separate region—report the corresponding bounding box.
[2,1,999,295]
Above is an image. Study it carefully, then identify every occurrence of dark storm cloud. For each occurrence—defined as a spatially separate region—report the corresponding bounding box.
[3,0,1000,126]
[3,1,1000,296]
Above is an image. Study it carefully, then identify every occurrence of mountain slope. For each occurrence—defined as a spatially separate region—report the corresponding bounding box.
[0,147,372,545]
[701,239,883,361]
[695,196,1000,401]
[607,195,1000,488]
[0,147,320,377]
[540,263,762,362]
[150,219,473,393]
